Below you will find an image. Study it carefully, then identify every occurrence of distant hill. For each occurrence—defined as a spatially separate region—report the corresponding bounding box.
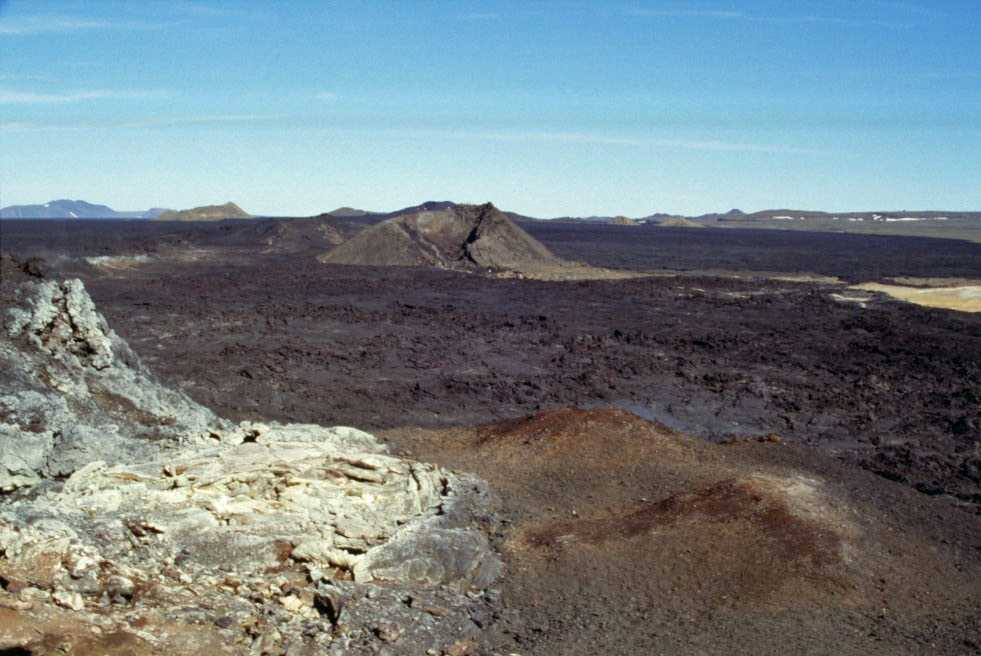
[685,208,981,225]
[156,202,252,222]
[314,201,455,221]
[688,209,981,242]
[323,206,373,218]
[0,199,169,219]
[319,202,571,274]
[379,200,458,219]
[654,217,705,228]
[693,208,746,221]
[538,214,643,225]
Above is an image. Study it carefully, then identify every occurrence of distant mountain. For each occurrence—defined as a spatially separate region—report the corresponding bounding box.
[379,200,458,219]
[639,212,682,222]
[156,202,252,221]
[0,199,169,219]
[692,208,746,221]
[518,213,651,225]
[663,208,981,242]
[324,206,372,218]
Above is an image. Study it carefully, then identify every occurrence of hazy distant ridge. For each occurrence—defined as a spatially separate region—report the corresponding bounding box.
[0,199,169,219]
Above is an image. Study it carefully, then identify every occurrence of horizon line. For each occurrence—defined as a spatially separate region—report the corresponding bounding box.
[2,198,979,220]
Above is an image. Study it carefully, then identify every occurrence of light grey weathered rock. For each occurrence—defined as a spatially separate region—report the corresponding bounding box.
[1,279,226,490]
[0,279,501,655]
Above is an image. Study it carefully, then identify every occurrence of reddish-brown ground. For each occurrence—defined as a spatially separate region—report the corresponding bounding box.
[383,408,981,655]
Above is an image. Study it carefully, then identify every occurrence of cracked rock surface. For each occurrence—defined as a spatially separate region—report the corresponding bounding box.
[0,279,501,655]
[1,279,224,490]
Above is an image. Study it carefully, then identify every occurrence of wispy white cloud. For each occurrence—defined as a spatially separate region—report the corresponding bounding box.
[422,129,820,154]
[0,122,35,132]
[0,89,171,104]
[863,1,947,18]
[625,6,913,29]
[750,14,909,29]
[0,5,258,37]
[0,73,53,82]
[163,1,265,20]
[625,8,742,19]
[116,114,282,128]
[912,70,981,80]
[0,15,171,36]
[316,91,338,101]
[458,12,501,21]
[0,117,819,154]
[0,121,84,133]
[0,114,281,132]
[167,1,237,17]
[650,137,819,154]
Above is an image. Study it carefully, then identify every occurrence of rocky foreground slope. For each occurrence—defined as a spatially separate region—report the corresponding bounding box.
[0,279,500,655]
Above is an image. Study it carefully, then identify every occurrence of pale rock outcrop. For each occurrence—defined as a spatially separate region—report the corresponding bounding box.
[0,279,501,655]
[1,279,225,489]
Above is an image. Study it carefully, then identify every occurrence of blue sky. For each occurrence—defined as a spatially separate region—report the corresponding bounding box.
[1,0,979,217]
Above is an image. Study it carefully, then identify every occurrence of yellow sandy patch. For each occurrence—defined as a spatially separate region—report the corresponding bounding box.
[851,283,981,313]
[884,277,981,288]
[769,274,843,285]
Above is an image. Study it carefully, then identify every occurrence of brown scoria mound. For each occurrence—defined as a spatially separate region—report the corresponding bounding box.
[318,202,573,274]
[383,407,981,655]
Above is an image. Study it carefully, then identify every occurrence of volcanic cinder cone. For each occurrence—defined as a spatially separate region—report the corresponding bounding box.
[319,203,572,274]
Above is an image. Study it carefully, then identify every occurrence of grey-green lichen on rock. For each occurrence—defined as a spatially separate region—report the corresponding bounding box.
[0,278,501,655]
[0,279,225,490]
